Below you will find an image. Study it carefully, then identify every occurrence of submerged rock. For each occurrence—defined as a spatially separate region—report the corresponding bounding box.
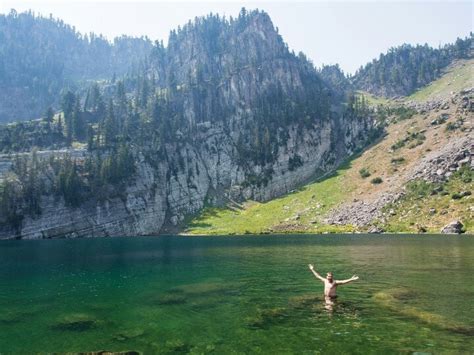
[113,328,145,341]
[441,220,464,234]
[374,288,474,335]
[52,313,100,332]
[245,307,288,330]
[155,294,187,305]
[0,312,25,325]
[74,351,141,355]
[164,339,192,353]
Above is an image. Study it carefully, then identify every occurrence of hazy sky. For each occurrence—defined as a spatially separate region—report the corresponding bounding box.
[1,1,472,73]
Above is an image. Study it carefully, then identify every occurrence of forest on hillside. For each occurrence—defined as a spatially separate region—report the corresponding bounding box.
[0,9,153,122]
[352,36,472,97]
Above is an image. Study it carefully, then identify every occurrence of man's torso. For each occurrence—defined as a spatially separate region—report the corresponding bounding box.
[324,280,337,297]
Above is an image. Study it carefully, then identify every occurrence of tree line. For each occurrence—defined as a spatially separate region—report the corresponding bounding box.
[352,35,472,97]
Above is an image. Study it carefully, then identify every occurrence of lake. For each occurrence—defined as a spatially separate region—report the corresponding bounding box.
[0,235,473,353]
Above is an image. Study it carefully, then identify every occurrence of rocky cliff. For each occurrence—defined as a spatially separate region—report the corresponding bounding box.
[0,10,375,239]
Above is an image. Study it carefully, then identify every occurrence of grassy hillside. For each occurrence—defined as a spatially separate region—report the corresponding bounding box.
[184,60,473,235]
[185,163,354,235]
[408,59,474,102]
[356,91,392,107]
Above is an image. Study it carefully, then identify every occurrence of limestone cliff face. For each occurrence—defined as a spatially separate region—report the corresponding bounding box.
[0,118,371,239]
[0,11,375,239]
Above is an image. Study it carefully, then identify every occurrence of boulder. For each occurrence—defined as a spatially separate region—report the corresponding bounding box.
[368,226,384,234]
[441,221,464,234]
[52,313,99,332]
[417,225,427,233]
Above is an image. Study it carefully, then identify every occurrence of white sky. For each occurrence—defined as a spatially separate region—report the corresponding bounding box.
[1,0,472,73]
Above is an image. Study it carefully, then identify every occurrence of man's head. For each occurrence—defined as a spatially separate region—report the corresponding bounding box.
[326,272,334,282]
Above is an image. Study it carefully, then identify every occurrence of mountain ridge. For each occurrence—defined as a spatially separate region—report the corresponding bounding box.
[0,9,376,239]
[1,9,471,123]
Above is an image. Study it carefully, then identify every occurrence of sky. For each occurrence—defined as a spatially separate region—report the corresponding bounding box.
[1,1,472,74]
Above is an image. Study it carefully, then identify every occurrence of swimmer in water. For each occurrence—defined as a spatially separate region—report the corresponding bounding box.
[308,264,359,310]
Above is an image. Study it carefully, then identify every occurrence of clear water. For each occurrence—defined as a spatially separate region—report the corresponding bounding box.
[0,235,473,354]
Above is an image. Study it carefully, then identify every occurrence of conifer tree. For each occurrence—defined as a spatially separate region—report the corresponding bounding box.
[72,99,86,141]
[44,107,54,130]
[104,99,117,147]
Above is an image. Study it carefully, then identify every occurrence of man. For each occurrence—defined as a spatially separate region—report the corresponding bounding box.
[308,264,359,300]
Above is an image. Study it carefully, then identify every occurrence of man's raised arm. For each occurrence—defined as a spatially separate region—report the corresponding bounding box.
[308,264,325,282]
[336,275,359,285]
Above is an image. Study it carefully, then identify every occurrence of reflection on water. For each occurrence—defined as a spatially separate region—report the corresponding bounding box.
[0,235,473,353]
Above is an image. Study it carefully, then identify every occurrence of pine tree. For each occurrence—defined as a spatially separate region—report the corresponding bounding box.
[72,99,86,141]
[62,91,76,146]
[104,100,117,146]
[151,97,161,129]
[116,81,128,133]
[44,107,54,130]
[57,113,63,136]
[0,174,23,229]
[87,124,95,151]
[140,77,150,108]
[24,149,42,215]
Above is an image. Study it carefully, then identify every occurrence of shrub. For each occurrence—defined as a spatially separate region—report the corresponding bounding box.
[371,177,383,184]
[391,139,406,150]
[431,114,449,125]
[453,164,473,183]
[408,140,423,149]
[445,122,457,131]
[393,106,417,121]
[359,168,371,178]
[392,131,425,151]
[391,157,405,165]
[406,180,435,198]
[407,132,426,149]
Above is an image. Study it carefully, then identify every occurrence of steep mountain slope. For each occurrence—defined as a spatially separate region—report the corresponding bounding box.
[185,59,473,234]
[0,10,153,122]
[0,10,376,239]
[352,37,472,97]
[407,59,473,102]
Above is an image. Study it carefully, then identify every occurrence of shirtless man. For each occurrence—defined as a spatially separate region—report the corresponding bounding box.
[308,264,359,299]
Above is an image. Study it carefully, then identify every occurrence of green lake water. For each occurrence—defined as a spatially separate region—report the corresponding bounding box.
[0,235,473,354]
